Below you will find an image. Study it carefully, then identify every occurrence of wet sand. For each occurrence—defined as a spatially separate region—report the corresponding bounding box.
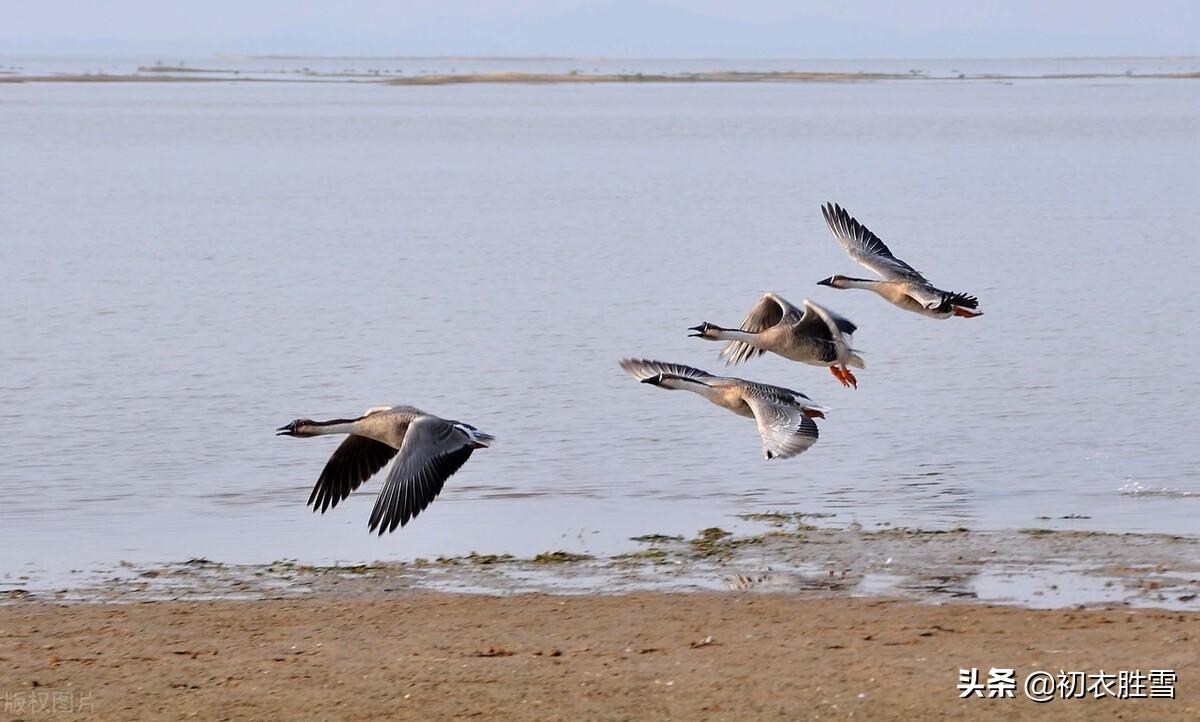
[1,593,1196,721]
[17,524,1196,609]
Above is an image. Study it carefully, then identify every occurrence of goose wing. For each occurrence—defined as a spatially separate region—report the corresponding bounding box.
[821,203,926,282]
[719,292,801,366]
[368,416,476,534]
[742,391,820,460]
[793,299,857,353]
[307,434,399,514]
[619,358,719,383]
[800,299,856,337]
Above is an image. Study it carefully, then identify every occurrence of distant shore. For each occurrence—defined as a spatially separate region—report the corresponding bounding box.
[2,69,1198,85]
[2,592,1196,720]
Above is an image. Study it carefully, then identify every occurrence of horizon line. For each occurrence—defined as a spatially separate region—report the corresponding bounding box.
[2,52,1198,63]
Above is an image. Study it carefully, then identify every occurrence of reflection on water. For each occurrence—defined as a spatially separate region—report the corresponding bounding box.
[1,67,1198,583]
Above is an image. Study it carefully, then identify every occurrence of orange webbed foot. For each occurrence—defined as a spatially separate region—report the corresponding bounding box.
[825,362,854,386]
[829,365,851,388]
[842,368,858,389]
[953,306,983,318]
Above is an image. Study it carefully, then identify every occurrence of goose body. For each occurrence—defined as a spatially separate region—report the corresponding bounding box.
[276,405,493,534]
[818,202,982,319]
[619,358,828,460]
[689,294,865,388]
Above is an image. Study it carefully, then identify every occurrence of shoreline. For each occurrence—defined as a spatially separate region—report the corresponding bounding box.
[2,592,1195,720]
[7,523,1198,610]
[3,70,1199,85]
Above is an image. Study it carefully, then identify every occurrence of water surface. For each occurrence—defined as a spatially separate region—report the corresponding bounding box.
[2,66,1198,585]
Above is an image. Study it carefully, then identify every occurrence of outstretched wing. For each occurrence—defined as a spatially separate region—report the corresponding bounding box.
[368,416,476,534]
[619,358,719,383]
[821,203,926,282]
[743,393,820,460]
[719,292,801,366]
[307,435,399,513]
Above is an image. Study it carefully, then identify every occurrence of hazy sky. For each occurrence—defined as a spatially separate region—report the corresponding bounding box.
[3,0,1198,58]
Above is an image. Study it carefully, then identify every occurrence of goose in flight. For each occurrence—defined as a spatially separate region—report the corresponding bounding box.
[817,203,982,319]
[276,405,494,534]
[619,358,828,460]
[688,294,865,388]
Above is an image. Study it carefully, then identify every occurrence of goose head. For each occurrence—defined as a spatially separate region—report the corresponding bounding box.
[688,321,721,340]
[276,419,317,437]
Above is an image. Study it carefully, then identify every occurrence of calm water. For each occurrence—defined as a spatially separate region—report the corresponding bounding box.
[2,68,1199,585]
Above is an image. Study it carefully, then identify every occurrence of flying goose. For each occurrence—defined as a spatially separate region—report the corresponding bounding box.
[817,202,982,319]
[276,405,494,534]
[619,358,828,460]
[688,294,865,388]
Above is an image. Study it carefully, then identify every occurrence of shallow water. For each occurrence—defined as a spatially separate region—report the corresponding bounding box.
[2,64,1199,585]
[28,525,1200,611]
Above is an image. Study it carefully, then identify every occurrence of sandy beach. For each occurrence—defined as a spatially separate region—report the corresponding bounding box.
[2,506,1197,721]
[2,592,1196,721]
[3,523,1195,720]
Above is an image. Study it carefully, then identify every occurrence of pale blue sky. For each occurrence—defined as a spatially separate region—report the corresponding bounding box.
[3,0,1197,57]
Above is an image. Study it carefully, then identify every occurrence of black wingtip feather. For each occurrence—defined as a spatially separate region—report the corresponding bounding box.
[306,435,398,517]
[367,444,475,535]
[833,316,857,336]
[947,291,979,309]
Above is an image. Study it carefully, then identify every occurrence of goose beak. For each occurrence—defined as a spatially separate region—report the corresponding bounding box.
[276,424,296,436]
[817,277,834,287]
[688,323,707,338]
